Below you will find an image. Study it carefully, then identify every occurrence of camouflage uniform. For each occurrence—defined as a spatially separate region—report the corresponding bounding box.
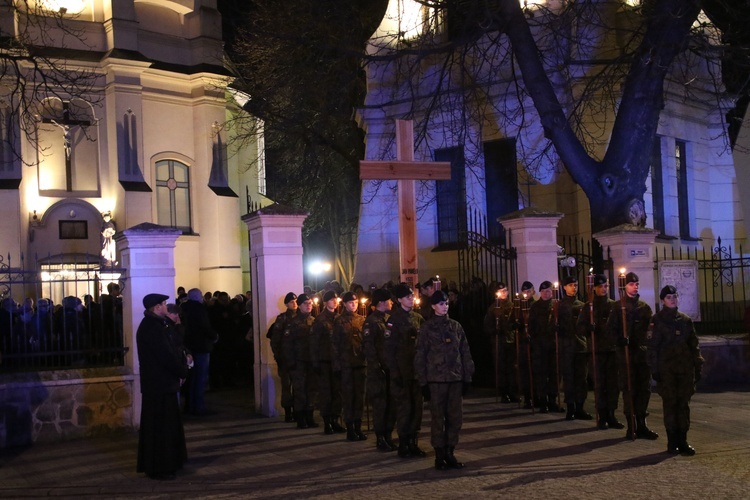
[528,298,559,411]
[578,295,621,427]
[362,309,396,436]
[607,294,654,436]
[414,314,475,450]
[385,304,425,449]
[558,294,588,415]
[269,309,296,413]
[518,295,535,407]
[482,297,519,401]
[283,311,316,426]
[648,306,703,452]
[332,310,366,429]
[311,307,342,430]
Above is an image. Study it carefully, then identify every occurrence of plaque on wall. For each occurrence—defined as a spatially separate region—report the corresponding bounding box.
[657,260,700,321]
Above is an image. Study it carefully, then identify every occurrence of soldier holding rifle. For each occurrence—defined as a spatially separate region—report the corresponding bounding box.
[529,281,563,413]
[558,276,591,421]
[483,282,520,404]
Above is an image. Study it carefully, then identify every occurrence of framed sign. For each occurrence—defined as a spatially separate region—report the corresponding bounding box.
[658,260,700,321]
[59,220,88,240]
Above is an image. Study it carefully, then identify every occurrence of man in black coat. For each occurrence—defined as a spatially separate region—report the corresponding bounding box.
[181,288,219,416]
[136,293,190,480]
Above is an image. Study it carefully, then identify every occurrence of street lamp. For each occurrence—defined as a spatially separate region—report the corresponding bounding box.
[307,260,332,291]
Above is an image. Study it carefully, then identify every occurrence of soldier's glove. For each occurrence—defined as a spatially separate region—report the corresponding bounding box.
[617,336,630,347]
[694,369,702,384]
[652,372,660,383]
[421,385,431,402]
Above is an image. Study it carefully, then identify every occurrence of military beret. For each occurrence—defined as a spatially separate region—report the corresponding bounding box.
[341,291,357,303]
[562,276,578,286]
[521,281,534,291]
[422,277,437,289]
[594,274,608,286]
[539,281,553,291]
[496,282,507,290]
[392,283,413,299]
[284,292,297,304]
[660,285,678,300]
[371,288,392,306]
[625,272,639,284]
[322,290,338,302]
[296,293,312,304]
[431,290,449,305]
[143,293,168,309]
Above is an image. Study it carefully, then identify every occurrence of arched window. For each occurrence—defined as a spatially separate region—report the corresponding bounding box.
[155,159,191,233]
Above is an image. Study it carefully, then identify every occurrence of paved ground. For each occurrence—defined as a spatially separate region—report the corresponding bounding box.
[1,383,748,499]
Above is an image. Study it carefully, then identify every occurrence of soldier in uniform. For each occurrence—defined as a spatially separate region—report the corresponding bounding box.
[332,292,368,441]
[607,272,658,440]
[482,282,519,403]
[415,290,475,470]
[518,280,536,408]
[269,292,297,423]
[418,277,437,320]
[558,276,591,420]
[577,274,624,430]
[521,281,536,305]
[311,290,345,435]
[283,293,318,429]
[529,281,562,413]
[648,285,703,455]
[386,283,426,458]
[362,288,397,451]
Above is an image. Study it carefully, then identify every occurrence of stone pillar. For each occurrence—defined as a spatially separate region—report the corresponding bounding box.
[242,207,308,417]
[116,223,181,427]
[500,208,564,295]
[594,224,660,309]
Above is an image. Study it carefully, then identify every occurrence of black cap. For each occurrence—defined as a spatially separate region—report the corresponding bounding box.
[143,293,168,309]
[322,290,338,302]
[297,293,312,304]
[625,272,639,284]
[594,274,608,286]
[341,291,357,303]
[422,277,437,289]
[393,283,413,299]
[521,281,534,291]
[539,281,552,291]
[284,292,297,304]
[562,276,578,286]
[497,282,507,290]
[431,290,449,305]
[371,288,392,306]
[660,285,678,300]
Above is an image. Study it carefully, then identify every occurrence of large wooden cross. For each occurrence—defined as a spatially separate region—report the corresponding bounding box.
[360,119,451,290]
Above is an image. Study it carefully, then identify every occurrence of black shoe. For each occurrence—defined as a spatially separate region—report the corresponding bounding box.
[597,410,608,430]
[445,447,465,469]
[434,448,448,471]
[636,416,659,440]
[666,430,679,454]
[305,410,319,428]
[376,434,391,452]
[509,395,521,403]
[607,411,625,430]
[500,394,511,404]
[566,403,575,421]
[284,406,295,423]
[354,420,368,441]
[397,437,411,458]
[574,407,593,420]
[296,414,308,429]
[346,423,358,442]
[679,431,696,456]
[323,417,334,435]
[548,402,565,413]
[331,418,347,434]
[383,432,397,451]
[408,435,427,457]
[523,399,533,409]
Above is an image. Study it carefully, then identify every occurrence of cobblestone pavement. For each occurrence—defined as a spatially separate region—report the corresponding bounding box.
[1,384,748,499]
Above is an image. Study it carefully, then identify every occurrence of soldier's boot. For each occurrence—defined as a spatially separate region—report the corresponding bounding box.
[536,398,548,413]
[666,430,680,454]
[408,434,427,457]
[566,403,576,421]
[284,406,294,423]
[444,447,465,469]
[322,416,334,435]
[354,419,368,441]
[383,431,397,451]
[523,397,533,410]
[624,414,636,440]
[376,433,391,452]
[330,416,347,434]
[574,402,593,420]
[678,430,696,456]
[397,434,411,458]
[305,410,319,428]
[434,448,448,471]
[296,412,309,430]
[607,410,625,430]
[597,409,608,430]
[548,397,564,413]
[346,422,358,442]
[635,414,659,440]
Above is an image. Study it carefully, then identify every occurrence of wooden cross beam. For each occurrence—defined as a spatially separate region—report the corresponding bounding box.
[360,119,451,290]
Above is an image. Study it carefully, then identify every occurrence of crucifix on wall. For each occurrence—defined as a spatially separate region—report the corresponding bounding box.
[42,101,91,192]
[360,119,452,290]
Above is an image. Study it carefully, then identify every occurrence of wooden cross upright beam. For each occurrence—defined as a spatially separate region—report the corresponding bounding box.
[360,119,451,290]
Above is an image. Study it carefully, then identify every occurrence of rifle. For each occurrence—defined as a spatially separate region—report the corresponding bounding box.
[521,293,534,414]
[494,296,500,404]
[618,269,636,440]
[586,270,600,428]
[513,294,523,409]
[552,282,562,410]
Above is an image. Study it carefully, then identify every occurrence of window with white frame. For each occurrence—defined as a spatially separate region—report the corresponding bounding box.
[155,159,192,233]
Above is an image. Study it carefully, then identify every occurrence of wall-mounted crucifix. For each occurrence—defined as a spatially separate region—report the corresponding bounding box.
[359,119,451,290]
[42,101,91,192]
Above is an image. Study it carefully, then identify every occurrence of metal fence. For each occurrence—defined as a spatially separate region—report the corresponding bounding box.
[0,253,127,372]
[654,238,750,335]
